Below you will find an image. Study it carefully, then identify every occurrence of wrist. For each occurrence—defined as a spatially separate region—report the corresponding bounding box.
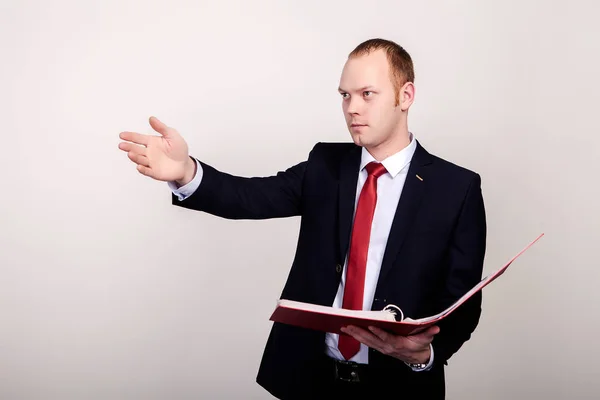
[403,346,431,364]
[175,157,196,187]
[404,344,434,371]
[414,350,431,365]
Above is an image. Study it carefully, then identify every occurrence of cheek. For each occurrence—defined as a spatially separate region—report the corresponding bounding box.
[368,107,384,127]
[375,107,393,127]
[342,104,350,118]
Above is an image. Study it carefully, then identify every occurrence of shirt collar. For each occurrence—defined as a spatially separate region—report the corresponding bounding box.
[360,132,417,178]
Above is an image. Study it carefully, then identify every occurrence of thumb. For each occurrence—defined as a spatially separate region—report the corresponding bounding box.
[422,325,440,338]
[149,116,172,137]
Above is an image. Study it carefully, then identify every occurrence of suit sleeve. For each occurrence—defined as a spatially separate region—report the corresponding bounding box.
[170,148,314,220]
[432,173,487,365]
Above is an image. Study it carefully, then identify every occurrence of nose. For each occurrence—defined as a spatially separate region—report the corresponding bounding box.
[346,97,361,115]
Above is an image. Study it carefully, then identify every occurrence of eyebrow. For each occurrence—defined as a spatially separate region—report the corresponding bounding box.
[338,85,376,92]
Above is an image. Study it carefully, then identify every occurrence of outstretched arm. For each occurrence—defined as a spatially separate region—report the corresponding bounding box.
[119,116,310,220]
[171,158,307,220]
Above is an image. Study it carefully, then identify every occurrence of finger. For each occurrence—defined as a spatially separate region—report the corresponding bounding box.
[119,131,149,146]
[405,327,440,348]
[149,116,172,137]
[417,326,440,340]
[127,151,150,167]
[342,326,386,352]
[119,142,147,156]
[137,164,153,177]
[368,326,393,343]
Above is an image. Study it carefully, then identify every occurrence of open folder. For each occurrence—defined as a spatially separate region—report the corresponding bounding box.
[269,233,544,336]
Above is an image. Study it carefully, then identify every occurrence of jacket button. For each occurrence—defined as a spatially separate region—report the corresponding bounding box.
[336,264,342,273]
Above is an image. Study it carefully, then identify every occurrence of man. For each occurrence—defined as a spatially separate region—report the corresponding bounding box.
[118,38,486,399]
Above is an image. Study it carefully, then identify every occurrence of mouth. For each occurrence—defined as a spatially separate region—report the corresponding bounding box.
[351,123,368,128]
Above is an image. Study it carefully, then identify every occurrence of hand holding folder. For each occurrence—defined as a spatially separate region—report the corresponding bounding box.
[270,233,544,336]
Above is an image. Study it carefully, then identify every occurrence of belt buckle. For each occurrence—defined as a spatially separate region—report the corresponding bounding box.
[334,359,361,383]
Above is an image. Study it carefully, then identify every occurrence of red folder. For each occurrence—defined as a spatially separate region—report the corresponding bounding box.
[270,233,544,336]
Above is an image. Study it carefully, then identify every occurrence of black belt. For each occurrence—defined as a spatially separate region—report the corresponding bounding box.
[322,356,372,384]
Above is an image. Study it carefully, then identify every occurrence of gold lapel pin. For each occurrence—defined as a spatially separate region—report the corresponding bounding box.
[416,174,423,181]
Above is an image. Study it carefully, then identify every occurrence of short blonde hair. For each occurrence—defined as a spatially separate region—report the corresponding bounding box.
[349,38,415,105]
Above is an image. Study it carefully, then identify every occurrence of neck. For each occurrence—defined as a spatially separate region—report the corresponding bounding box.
[365,125,411,161]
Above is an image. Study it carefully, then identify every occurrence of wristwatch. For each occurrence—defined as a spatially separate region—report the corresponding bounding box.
[406,362,429,370]
[405,344,433,371]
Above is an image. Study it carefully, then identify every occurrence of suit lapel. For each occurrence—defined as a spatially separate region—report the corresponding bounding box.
[337,146,361,263]
[375,141,433,293]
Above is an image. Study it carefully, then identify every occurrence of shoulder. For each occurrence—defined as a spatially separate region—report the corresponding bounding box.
[306,141,359,168]
[295,142,360,182]
[416,141,482,191]
[431,154,480,181]
[309,142,357,157]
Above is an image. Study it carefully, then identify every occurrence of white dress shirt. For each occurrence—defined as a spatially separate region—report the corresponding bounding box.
[170,134,433,371]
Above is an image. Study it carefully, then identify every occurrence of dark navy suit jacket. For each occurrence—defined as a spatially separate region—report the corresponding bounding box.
[172,140,487,399]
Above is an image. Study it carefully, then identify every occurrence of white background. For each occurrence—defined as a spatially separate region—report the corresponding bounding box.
[1,0,599,398]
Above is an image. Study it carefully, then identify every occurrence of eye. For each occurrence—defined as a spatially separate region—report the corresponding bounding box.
[340,92,349,99]
[363,91,373,97]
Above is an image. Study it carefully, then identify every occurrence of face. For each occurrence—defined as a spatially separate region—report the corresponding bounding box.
[338,49,414,153]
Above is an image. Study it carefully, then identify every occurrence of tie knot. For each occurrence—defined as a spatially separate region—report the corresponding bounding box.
[365,162,387,178]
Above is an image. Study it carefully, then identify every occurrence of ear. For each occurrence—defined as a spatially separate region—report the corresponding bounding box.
[399,82,415,111]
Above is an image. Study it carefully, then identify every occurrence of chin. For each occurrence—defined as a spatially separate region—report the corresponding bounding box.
[349,131,364,145]
[350,133,374,148]
[350,136,364,147]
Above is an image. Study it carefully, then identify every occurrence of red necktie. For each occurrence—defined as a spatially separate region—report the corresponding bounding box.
[338,161,387,360]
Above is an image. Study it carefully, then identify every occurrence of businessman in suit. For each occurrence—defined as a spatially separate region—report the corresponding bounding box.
[118,38,486,399]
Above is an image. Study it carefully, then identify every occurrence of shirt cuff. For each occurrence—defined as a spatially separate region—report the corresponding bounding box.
[405,344,434,372]
[168,158,203,201]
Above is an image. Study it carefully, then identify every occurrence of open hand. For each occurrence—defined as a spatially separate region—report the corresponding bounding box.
[340,325,440,364]
[118,116,194,183]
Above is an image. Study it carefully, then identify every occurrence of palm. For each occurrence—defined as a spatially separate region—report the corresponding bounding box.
[145,134,188,181]
[119,116,190,182]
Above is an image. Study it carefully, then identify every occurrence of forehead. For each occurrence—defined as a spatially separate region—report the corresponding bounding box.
[339,49,391,90]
